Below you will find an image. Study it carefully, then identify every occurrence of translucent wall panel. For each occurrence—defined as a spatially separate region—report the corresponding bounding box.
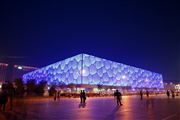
[23,54,83,85]
[82,54,164,88]
[23,54,164,89]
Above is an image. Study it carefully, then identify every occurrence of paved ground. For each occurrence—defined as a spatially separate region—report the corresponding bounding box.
[0,95,180,120]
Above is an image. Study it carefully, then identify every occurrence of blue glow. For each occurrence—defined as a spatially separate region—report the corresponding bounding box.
[23,54,164,89]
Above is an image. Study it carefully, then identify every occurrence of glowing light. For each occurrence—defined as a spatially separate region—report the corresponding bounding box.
[132,88,135,91]
[17,66,23,70]
[81,69,86,74]
[0,84,2,89]
[122,75,126,79]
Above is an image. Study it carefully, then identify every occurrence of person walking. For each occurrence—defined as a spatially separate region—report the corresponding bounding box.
[0,84,8,111]
[114,90,123,106]
[54,90,57,101]
[80,90,83,103]
[140,90,143,100]
[171,90,175,98]
[57,90,61,100]
[166,90,170,98]
[82,90,86,103]
[146,90,149,98]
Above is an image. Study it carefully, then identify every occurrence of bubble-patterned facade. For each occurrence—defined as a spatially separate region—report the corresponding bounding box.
[23,54,164,89]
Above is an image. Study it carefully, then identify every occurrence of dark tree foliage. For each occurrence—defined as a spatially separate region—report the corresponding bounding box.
[14,78,25,97]
[97,84,103,90]
[26,79,36,95]
[35,80,47,96]
[49,85,56,96]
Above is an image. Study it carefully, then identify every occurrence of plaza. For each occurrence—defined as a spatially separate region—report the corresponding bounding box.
[0,95,180,120]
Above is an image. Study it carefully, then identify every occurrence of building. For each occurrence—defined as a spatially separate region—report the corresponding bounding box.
[175,84,180,92]
[23,54,164,90]
[0,62,38,82]
[0,63,8,82]
[13,64,38,80]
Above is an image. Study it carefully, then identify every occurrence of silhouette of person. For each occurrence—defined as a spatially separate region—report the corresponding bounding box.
[114,90,123,106]
[82,90,86,103]
[54,90,57,101]
[80,90,83,103]
[166,90,170,98]
[7,82,14,110]
[140,90,143,100]
[0,84,8,111]
[57,90,61,100]
[146,90,149,98]
[176,92,179,96]
[171,90,175,98]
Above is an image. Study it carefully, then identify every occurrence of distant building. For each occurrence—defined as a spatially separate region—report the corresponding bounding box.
[0,63,8,82]
[175,84,180,92]
[13,64,38,80]
[0,62,38,82]
[23,54,164,90]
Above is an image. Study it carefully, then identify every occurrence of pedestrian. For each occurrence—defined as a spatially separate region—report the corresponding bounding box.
[146,90,149,98]
[166,90,170,98]
[0,84,8,111]
[114,90,123,106]
[80,90,83,103]
[7,82,14,110]
[54,90,57,101]
[140,90,143,100]
[57,90,61,100]
[171,90,175,98]
[82,90,86,103]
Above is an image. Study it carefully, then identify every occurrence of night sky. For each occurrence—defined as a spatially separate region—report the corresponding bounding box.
[0,0,179,83]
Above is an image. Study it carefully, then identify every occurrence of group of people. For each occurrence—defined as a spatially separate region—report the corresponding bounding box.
[79,89,123,106]
[166,90,178,98]
[80,90,86,104]
[140,90,150,100]
[54,90,61,101]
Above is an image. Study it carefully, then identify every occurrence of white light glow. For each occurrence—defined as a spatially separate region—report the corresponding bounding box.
[81,69,86,74]
[122,75,126,79]
[18,66,23,70]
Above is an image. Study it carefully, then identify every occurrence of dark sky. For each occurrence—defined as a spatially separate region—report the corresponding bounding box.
[0,0,179,83]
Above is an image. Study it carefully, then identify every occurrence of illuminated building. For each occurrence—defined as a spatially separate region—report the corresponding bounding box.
[175,84,180,91]
[23,54,164,89]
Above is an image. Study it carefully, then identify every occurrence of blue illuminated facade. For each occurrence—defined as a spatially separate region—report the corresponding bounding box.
[23,54,164,89]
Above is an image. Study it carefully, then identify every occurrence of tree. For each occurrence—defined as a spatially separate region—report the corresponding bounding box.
[35,80,47,96]
[14,78,25,97]
[49,85,56,96]
[97,84,103,91]
[26,79,36,95]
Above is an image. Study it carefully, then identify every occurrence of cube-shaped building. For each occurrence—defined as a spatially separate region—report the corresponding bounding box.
[23,54,164,89]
